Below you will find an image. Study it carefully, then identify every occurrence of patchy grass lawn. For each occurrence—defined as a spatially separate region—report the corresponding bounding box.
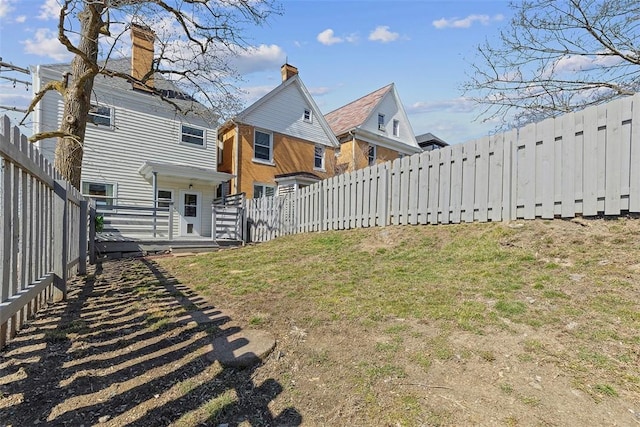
[157,218,640,426]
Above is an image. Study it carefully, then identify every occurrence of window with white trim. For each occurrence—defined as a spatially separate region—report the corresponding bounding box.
[82,181,115,207]
[377,114,385,131]
[253,183,275,198]
[314,144,325,170]
[303,108,312,123]
[254,130,273,162]
[181,124,205,146]
[368,145,376,166]
[88,104,113,127]
[393,119,400,137]
[157,189,173,209]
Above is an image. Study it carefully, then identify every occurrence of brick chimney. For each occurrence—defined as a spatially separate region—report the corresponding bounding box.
[130,23,155,90]
[281,63,298,82]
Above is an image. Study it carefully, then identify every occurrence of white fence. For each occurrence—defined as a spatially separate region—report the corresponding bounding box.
[247,93,640,242]
[0,115,92,348]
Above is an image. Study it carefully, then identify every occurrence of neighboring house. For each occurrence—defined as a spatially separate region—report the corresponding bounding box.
[217,64,340,198]
[416,132,449,151]
[32,24,231,238]
[324,83,421,173]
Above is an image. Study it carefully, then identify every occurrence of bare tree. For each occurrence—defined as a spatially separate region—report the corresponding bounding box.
[463,0,640,128]
[23,0,280,189]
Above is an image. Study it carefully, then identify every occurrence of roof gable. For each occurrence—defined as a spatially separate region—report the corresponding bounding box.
[234,74,339,147]
[324,84,392,136]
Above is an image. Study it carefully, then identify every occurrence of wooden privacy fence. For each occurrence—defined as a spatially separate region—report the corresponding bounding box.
[0,115,92,348]
[247,93,640,242]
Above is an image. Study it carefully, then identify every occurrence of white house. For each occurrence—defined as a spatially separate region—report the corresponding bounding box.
[31,25,231,239]
[325,83,421,172]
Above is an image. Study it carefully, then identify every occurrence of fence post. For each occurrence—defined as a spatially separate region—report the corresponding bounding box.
[89,200,96,265]
[211,204,217,241]
[168,202,174,240]
[78,199,87,275]
[53,180,68,302]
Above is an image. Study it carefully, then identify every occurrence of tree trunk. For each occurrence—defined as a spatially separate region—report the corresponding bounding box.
[54,3,103,190]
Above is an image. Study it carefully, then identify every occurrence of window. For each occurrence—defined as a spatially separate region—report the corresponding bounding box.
[303,108,312,123]
[181,125,205,146]
[393,119,400,137]
[314,144,325,170]
[82,181,115,207]
[254,130,273,162]
[88,104,113,127]
[368,145,376,166]
[157,190,173,209]
[253,183,275,198]
[184,193,198,217]
[377,114,385,131]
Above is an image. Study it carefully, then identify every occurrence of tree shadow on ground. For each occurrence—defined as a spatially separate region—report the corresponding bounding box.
[0,257,301,426]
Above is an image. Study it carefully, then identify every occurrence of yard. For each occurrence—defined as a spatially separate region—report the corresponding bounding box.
[1,218,639,426]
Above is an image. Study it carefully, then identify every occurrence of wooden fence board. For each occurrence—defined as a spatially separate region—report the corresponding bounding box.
[605,100,622,215]
[561,112,576,217]
[488,134,503,222]
[450,144,463,223]
[461,141,475,223]
[428,150,440,224]
[417,151,430,225]
[476,136,489,222]
[408,154,420,225]
[630,93,640,211]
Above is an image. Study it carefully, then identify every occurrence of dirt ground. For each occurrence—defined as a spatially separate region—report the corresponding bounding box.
[0,218,639,426]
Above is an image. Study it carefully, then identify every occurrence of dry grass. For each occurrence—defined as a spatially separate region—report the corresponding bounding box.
[156,218,640,426]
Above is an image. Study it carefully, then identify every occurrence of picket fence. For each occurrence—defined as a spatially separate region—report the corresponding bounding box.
[247,93,640,242]
[0,115,92,349]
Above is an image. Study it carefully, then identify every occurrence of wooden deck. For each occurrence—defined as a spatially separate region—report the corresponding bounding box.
[96,233,243,258]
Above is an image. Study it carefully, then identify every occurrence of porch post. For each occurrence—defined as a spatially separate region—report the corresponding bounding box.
[152,171,158,238]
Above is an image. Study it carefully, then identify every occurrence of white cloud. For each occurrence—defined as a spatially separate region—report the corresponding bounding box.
[551,53,625,74]
[0,0,15,18]
[317,29,343,46]
[368,26,399,43]
[432,14,504,29]
[22,28,73,62]
[231,44,286,75]
[38,0,60,20]
[308,86,330,96]
[406,97,476,114]
[15,14,25,23]
[240,84,277,104]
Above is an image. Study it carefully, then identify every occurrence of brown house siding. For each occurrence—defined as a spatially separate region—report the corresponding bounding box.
[220,123,337,198]
[336,136,400,172]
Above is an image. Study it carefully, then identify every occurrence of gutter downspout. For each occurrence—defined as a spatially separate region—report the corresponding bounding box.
[349,129,357,172]
[234,123,240,194]
[152,171,158,238]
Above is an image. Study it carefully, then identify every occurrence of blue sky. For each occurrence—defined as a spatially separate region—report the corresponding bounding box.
[0,0,511,144]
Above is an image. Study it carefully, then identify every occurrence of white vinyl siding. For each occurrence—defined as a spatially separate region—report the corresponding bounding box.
[241,83,333,147]
[35,68,218,236]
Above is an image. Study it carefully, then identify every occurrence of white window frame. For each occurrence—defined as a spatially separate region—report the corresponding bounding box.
[253,129,274,164]
[88,104,114,128]
[393,119,400,137]
[81,181,116,207]
[180,124,206,148]
[156,189,173,209]
[303,108,312,123]
[368,145,377,166]
[314,144,325,171]
[253,183,276,198]
[377,114,385,131]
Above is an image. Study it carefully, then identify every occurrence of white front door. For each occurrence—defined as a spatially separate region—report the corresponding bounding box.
[179,190,201,236]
